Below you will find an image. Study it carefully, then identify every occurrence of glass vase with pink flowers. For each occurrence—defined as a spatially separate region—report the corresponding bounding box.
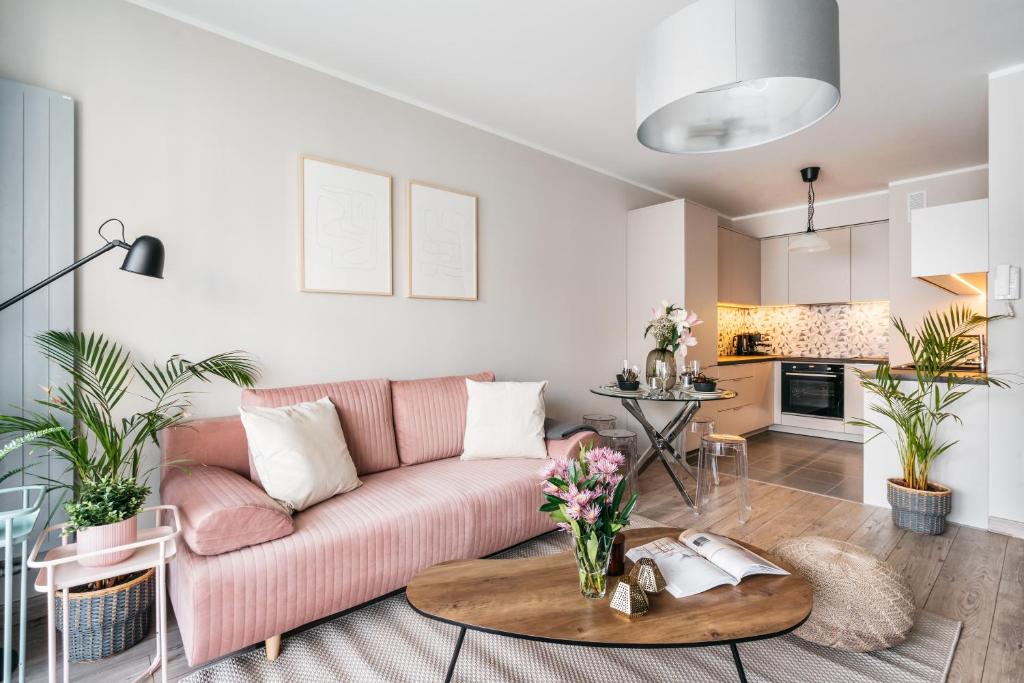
[539,443,639,599]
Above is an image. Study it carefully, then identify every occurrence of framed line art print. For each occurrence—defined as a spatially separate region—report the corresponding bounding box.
[300,155,392,295]
[407,181,478,300]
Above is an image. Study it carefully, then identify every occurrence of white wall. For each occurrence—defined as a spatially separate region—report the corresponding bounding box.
[863,384,990,528]
[0,0,662,474]
[887,168,988,365]
[987,66,1024,531]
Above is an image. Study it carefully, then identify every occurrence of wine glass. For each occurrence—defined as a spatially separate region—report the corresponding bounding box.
[652,360,670,397]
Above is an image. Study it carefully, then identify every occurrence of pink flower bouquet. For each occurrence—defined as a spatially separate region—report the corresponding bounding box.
[539,442,639,599]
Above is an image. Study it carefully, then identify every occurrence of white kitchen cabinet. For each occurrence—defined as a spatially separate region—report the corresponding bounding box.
[718,227,760,305]
[851,222,889,301]
[911,199,988,277]
[788,228,851,304]
[843,364,873,436]
[695,362,773,443]
[760,236,789,305]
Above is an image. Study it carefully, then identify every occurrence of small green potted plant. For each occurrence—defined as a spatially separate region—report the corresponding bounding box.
[850,305,1006,535]
[0,330,259,660]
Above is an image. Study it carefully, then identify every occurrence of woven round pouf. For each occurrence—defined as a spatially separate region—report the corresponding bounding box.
[771,536,916,652]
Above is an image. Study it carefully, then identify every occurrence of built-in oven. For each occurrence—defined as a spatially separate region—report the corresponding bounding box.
[781,363,844,420]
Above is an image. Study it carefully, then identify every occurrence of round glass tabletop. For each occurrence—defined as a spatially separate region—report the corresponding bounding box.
[590,385,737,402]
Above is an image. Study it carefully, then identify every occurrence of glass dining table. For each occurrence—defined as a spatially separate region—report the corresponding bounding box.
[590,384,737,510]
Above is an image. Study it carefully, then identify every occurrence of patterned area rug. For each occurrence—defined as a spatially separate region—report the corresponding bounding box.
[183,516,960,683]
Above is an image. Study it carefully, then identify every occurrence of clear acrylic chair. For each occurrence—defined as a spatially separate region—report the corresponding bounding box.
[696,434,751,524]
[582,414,617,432]
[598,429,639,499]
[685,416,715,462]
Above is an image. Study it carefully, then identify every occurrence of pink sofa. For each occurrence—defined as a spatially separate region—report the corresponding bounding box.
[159,372,592,666]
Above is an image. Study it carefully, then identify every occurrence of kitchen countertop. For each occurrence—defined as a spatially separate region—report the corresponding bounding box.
[878,367,991,385]
[716,355,890,366]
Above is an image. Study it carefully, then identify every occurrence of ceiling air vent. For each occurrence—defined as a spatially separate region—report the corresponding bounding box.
[907,191,927,222]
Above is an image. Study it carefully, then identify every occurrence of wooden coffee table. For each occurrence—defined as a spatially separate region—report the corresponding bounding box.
[406,527,811,683]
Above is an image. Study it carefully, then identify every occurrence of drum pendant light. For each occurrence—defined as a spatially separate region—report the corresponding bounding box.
[789,167,830,253]
[636,0,840,154]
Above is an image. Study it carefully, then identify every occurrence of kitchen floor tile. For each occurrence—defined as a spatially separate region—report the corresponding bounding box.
[742,431,863,501]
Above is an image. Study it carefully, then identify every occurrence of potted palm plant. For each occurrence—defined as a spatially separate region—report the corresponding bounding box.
[0,330,258,660]
[850,305,1006,535]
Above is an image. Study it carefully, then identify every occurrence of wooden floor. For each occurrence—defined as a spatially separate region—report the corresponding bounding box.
[17,434,1023,682]
[744,431,864,502]
[638,457,1024,683]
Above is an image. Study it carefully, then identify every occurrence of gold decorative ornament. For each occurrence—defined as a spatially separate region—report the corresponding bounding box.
[629,557,667,594]
[609,576,649,619]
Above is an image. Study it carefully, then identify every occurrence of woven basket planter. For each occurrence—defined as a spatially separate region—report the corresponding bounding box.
[55,568,154,661]
[887,478,951,535]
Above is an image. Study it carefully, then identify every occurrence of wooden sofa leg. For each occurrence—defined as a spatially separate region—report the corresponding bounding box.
[266,634,282,661]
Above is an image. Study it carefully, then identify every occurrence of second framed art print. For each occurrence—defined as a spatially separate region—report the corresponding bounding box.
[407,181,478,301]
[300,155,392,296]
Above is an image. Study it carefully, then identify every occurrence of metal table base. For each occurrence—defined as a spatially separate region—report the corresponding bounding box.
[621,397,702,510]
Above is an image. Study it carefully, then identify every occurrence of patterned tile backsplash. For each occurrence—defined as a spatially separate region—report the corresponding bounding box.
[717,302,890,358]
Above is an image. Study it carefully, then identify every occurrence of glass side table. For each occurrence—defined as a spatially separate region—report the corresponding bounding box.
[1,486,45,683]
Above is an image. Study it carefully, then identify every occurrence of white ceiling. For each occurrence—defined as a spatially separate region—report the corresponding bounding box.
[128,0,1024,217]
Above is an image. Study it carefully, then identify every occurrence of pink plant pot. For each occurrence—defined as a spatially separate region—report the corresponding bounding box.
[76,516,138,567]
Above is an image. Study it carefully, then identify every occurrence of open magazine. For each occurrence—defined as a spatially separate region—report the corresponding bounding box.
[625,530,788,598]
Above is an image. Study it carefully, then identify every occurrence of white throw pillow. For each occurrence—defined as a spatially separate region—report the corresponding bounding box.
[239,397,361,512]
[461,380,548,460]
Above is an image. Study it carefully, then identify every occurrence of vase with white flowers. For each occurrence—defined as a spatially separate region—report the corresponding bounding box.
[643,300,702,389]
[539,443,639,599]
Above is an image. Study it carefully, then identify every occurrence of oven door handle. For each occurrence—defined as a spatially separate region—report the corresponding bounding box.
[784,372,840,378]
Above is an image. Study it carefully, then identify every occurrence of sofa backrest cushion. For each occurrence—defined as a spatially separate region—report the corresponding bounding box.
[161,416,250,477]
[391,371,495,466]
[241,378,399,477]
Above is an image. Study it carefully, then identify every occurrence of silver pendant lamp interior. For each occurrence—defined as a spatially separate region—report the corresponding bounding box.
[789,166,830,253]
[636,0,841,154]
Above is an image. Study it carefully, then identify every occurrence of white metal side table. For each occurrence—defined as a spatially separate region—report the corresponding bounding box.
[27,505,181,683]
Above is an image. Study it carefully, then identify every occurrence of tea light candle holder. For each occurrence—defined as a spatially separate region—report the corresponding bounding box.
[629,557,667,594]
[609,576,649,619]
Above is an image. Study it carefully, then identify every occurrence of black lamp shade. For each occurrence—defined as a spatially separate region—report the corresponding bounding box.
[120,235,165,278]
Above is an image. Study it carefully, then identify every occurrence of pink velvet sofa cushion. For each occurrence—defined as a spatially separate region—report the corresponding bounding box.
[240,378,399,478]
[166,431,594,666]
[162,466,294,556]
[391,371,494,466]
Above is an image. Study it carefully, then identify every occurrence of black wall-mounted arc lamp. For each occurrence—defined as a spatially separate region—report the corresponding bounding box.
[0,218,164,313]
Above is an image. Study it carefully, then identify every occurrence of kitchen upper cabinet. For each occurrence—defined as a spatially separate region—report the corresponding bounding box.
[910,199,988,295]
[851,222,889,301]
[718,227,760,305]
[788,228,851,304]
[760,236,789,305]
[911,199,988,277]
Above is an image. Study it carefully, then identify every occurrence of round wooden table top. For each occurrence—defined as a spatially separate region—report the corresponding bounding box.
[406,527,812,648]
